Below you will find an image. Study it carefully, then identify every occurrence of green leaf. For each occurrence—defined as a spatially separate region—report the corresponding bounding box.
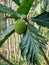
[19,60,26,65]
[20,23,47,64]
[12,0,25,6]
[0,25,15,47]
[17,0,35,15]
[4,15,18,20]
[32,12,49,28]
[12,0,20,6]
[20,0,25,4]
[0,3,20,19]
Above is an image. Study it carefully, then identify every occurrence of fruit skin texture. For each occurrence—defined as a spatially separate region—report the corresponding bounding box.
[14,19,26,34]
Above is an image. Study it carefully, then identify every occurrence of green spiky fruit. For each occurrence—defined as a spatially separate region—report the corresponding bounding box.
[14,19,26,34]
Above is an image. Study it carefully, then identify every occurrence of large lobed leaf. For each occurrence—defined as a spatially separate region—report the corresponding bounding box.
[20,23,47,65]
[12,0,20,6]
[0,25,14,47]
[12,0,25,6]
[0,3,20,19]
[17,0,35,15]
[32,11,49,28]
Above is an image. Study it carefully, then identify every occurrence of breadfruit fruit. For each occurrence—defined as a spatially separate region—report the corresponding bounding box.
[14,19,26,34]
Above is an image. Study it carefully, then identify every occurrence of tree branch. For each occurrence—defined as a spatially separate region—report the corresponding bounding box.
[0,54,14,65]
